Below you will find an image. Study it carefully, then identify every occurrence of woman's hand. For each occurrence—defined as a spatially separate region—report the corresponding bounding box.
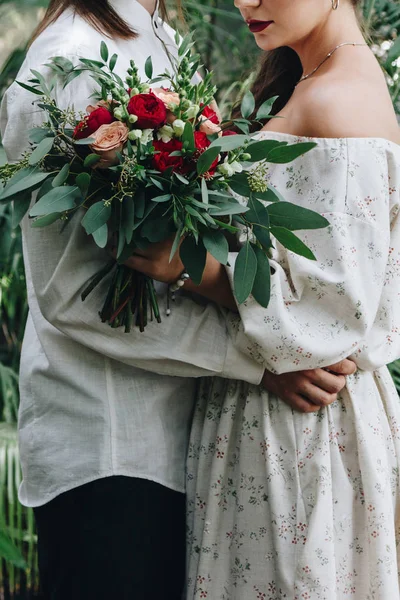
[262,358,357,413]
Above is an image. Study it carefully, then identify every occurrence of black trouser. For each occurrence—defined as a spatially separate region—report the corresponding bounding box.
[34,476,186,600]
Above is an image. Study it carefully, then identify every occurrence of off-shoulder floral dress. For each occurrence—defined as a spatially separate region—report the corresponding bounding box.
[186,134,400,600]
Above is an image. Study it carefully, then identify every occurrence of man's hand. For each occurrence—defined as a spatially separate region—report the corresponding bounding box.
[262,358,357,413]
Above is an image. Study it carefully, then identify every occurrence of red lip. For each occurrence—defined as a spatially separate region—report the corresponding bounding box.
[247,20,273,33]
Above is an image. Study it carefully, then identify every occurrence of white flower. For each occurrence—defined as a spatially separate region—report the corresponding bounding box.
[172,119,185,136]
[141,83,150,93]
[141,129,154,144]
[186,104,200,120]
[128,114,139,124]
[128,129,143,141]
[218,158,243,178]
[113,108,124,121]
[157,125,174,143]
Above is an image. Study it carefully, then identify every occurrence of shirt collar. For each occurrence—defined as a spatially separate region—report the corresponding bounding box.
[109,0,160,32]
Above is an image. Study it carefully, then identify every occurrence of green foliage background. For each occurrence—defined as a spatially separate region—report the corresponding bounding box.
[0,0,399,596]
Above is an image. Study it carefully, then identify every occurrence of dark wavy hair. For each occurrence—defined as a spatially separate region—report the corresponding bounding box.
[31,0,182,42]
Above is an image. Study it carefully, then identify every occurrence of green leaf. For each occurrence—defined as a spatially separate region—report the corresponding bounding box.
[234,241,257,304]
[74,137,96,146]
[121,196,135,243]
[209,134,250,153]
[152,194,172,203]
[81,201,112,234]
[201,178,209,204]
[175,172,190,185]
[169,224,184,262]
[228,172,252,197]
[197,146,220,176]
[31,212,61,227]
[251,246,271,307]
[256,184,284,203]
[255,96,279,120]
[209,203,247,216]
[16,81,43,95]
[76,172,91,198]
[271,226,316,260]
[29,128,53,144]
[182,122,195,152]
[109,53,118,72]
[245,194,270,227]
[145,56,153,79]
[0,531,27,569]
[52,163,70,187]
[92,223,108,248]
[84,154,101,168]
[52,56,74,72]
[100,41,109,62]
[203,230,229,265]
[213,218,238,233]
[253,224,273,250]
[0,170,50,201]
[28,137,54,165]
[246,140,287,162]
[12,193,31,229]
[180,236,207,285]
[134,187,145,218]
[267,142,317,164]
[241,90,255,119]
[268,202,329,230]
[141,218,172,242]
[30,186,81,217]
[178,32,195,57]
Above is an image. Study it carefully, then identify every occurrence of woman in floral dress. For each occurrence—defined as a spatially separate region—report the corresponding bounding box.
[181,0,400,595]
[126,0,400,596]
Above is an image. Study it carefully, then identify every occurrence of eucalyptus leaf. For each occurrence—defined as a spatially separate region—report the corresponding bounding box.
[201,177,209,204]
[29,128,53,145]
[271,226,316,260]
[251,246,271,307]
[245,195,270,227]
[268,202,329,230]
[209,134,250,153]
[84,154,102,168]
[234,241,257,304]
[11,194,31,229]
[209,203,248,216]
[17,81,43,96]
[28,137,55,165]
[52,163,70,187]
[203,230,229,265]
[267,142,317,164]
[31,212,61,228]
[92,223,108,248]
[180,236,207,285]
[169,224,184,262]
[241,90,255,119]
[109,54,118,72]
[256,184,285,203]
[76,172,91,198]
[152,194,172,203]
[182,122,195,152]
[135,188,146,218]
[74,137,96,146]
[0,170,51,202]
[29,186,81,217]
[81,201,112,235]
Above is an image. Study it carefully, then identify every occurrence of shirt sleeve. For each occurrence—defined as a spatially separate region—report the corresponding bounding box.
[224,139,399,374]
[1,53,264,384]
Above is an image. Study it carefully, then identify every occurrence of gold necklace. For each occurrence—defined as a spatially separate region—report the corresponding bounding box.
[297,41,368,84]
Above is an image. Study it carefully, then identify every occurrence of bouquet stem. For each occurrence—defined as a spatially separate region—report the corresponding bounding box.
[81,263,161,333]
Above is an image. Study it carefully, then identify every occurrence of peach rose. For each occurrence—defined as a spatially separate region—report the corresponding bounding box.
[153,88,181,124]
[199,117,222,136]
[90,122,129,168]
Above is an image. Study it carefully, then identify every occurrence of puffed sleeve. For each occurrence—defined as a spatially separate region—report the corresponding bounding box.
[224,137,400,374]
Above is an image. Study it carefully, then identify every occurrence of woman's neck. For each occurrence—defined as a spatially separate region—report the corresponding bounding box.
[291,6,365,78]
[135,0,157,16]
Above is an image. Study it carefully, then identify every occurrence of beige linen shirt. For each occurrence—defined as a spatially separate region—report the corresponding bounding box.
[0,0,263,507]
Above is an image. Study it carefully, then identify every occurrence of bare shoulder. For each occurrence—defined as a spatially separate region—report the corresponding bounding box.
[289,74,400,143]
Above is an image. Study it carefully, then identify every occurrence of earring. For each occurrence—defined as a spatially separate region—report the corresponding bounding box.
[332,0,339,9]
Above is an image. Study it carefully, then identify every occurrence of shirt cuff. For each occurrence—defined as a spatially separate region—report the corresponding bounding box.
[222,341,264,385]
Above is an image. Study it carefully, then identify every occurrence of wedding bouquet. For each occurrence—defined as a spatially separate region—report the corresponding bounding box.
[0,35,328,331]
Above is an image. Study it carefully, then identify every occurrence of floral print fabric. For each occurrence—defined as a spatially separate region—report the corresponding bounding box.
[186,135,400,599]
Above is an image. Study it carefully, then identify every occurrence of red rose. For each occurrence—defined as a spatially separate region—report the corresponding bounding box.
[201,105,220,125]
[128,93,167,129]
[152,138,187,174]
[194,131,211,150]
[73,107,114,140]
[222,129,237,136]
